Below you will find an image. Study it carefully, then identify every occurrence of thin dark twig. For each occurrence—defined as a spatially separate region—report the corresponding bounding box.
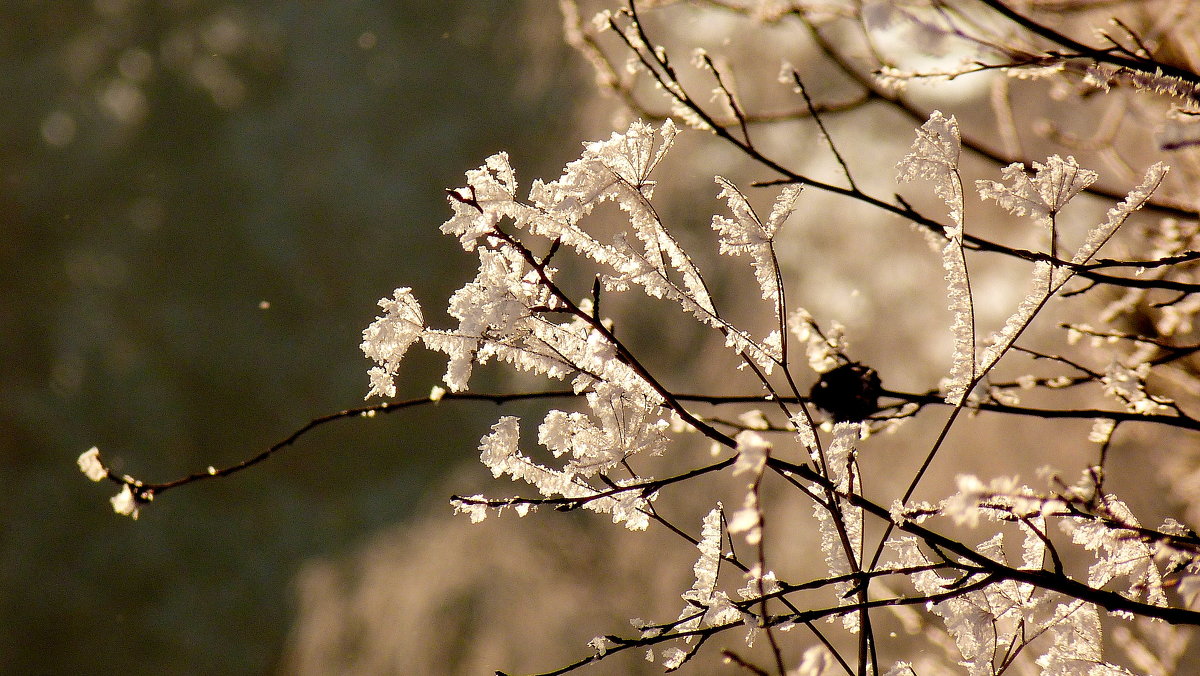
[703,53,752,147]
[768,456,1200,626]
[976,0,1200,90]
[793,10,1197,219]
[790,70,859,192]
[722,651,769,676]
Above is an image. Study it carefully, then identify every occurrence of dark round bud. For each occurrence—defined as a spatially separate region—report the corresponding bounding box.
[809,362,882,422]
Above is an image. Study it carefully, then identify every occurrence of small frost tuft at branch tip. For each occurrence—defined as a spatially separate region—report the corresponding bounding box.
[110,484,146,520]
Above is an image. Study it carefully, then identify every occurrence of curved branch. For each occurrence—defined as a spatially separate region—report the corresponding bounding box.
[977,0,1200,91]
[769,457,1200,626]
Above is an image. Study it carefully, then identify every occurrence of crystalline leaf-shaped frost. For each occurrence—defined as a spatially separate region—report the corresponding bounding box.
[942,237,975,405]
[537,383,668,476]
[525,120,743,354]
[586,117,677,190]
[448,120,788,384]
[660,647,687,670]
[527,120,675,222]
[471,413,656,531]
[480,416,521,478]
[1061,493,1167,607]
[969,162,1166,386]
[1072,162,1169,265]
[1035,602,1134,676]
[711,176,801,309]
[1019,515,1049,570]
[787,309,843,374]
[1089,418,1116,444]
[691,507,723,599]
[971,162,1166,393]
[605,487,652,531]
[813,423,862,629]
[976,155,1097,222]
[418,245,589,393]
[361,288,425,399]
[676,507,741,636]
[1102,361,1170,414]
[897,110,963,230]
[440,152,532,251]
[538,410,593,461]
[451,496,490,523]
[825,421,859,491]
[587,636,612,656]
[899,113,975,404]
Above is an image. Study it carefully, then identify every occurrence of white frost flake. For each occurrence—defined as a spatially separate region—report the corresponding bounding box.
[711,176,801,311]
[361,288,425,399]
[77,446,108,482]
[976,155,1097,223]
[732,430,770,476]
[110,484,140,520]
[661,647,687,670]
[897,111,963,229]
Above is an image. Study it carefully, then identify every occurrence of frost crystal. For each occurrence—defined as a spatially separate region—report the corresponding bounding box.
[451,496,489,523]
[1072,162,1169,265]
[1036,603,1136,676]
[1102,361,1170,414]
[77,447,108,482]
[711,177,801,312]
[976,155,1097,222]
[1088,418,1116,444]
[472,407,659,531]
[732,430,770,476]
[671,508,743,647]
[110,484,140,520]
[429,119,800,391]
[538,384,668,476]
[691,507,723,595]
[361,288,425,399]
[788,309,843,374]
[660,647,687,670]
[479,416,522,479]
[1061,494,1167,606]
[728,491,761,545]
[941,236,974,405]
[897,111,963,230]
[587,636,613,656]
[973,162,1163,383]
[899,113,975,404]
[812,422,863,629]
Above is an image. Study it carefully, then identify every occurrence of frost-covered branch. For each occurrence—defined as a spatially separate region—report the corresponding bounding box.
[81,2,1200,674]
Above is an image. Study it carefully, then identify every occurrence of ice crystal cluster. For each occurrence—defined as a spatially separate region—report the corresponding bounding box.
[362,120,831,533]
[81,1,1200,672]
[351,112,1188,672]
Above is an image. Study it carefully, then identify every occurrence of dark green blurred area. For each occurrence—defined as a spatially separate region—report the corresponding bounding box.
[2,1,585,672]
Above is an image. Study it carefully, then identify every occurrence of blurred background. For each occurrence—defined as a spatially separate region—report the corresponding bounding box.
[2,1,598,672]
